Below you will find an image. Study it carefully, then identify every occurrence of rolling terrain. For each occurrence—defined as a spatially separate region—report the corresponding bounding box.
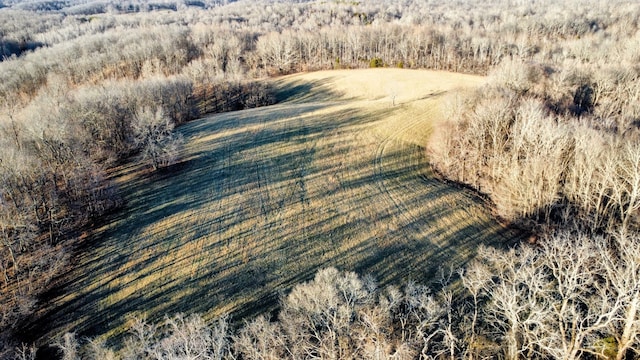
[22,69,524,346]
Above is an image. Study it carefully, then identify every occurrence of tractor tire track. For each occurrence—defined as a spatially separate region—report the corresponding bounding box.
[372,108,435,243]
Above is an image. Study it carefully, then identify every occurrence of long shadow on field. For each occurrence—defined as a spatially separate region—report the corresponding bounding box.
[272,77,346,103]
[20,98,526,348]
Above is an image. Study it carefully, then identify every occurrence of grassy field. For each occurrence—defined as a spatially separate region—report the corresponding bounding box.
[21,69,524,346]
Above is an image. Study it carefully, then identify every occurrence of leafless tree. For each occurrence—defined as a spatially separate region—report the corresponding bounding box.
[55,333,79,360]
[470,233,635,360]
[256,31,300,75]
[598,232,640,360]
[132,106,184,170]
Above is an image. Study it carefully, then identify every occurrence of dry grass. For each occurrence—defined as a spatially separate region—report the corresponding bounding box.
[21,69,523,346]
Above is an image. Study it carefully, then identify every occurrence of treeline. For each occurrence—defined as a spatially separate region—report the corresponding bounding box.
[429,55,640,235]
[4,0,232,14]
[48,234,640,360]
[413,0,640,235]
[5,0,640,75]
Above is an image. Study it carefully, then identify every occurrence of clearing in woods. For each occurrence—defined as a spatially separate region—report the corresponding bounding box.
[23,69,525,345]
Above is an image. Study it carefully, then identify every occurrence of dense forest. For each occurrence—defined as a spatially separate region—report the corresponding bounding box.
[1,0,640,358]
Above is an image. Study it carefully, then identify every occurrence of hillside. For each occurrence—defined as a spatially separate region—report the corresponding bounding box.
[20,69,524,346]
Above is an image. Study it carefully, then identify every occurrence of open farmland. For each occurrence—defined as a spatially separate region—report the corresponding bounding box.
[21,69,524,346]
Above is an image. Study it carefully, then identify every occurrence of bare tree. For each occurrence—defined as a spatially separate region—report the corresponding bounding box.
[459,260,492,359]
[235,316,287,360]
[614,142,640,235]
[132,107,184,170]
[14,343,37,360]
[256,31,300,75]
[151,314,229,360]
[476,245,547,359]
[533,233,615,360]
[599,232,640,360]
[493,99,571,222]
[122,317,157,360]
[85,338,117,360]
[473,233,626,360]
[55,333,79,360]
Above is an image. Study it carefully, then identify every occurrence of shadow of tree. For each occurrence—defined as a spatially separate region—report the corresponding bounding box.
[18,86,526,349]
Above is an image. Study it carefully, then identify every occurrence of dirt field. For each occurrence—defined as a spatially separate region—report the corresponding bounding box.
[22,69,524,346]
